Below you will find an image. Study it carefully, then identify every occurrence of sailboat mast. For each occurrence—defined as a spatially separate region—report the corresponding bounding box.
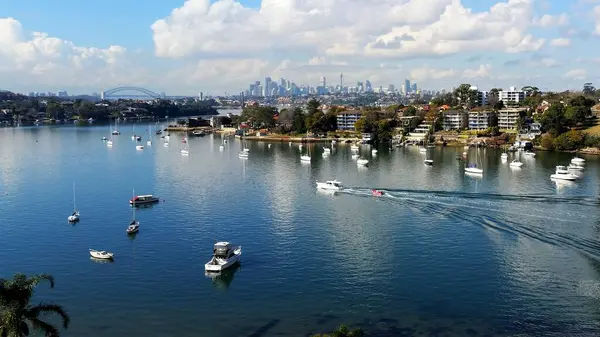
[73,182,77,212]
[132,189,136,221]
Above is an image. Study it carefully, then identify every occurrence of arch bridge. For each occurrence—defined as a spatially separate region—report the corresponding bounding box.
[102,87,163,99]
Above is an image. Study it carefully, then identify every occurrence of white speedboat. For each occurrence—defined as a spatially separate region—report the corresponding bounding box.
[126,220,139,234]
[89,249,114,260]
[356,158,369,166]
[550,165,578,181]
[571,157,585,165]
[68,211,80,223]
[316,180,343,191]
[300,155,311,162]
[465,165,483,174]
[205,242,241,272]
[268,144,272,149]
[238,151,248,158]
[510,159,523,168]
[424,159,433,165]
[567,164,584,171]
[136,145,144,150]
[136,136,142,141]
[181,149,189,156]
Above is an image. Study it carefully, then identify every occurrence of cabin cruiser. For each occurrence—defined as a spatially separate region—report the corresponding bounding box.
[372,189,384,196]
[465,164,483,174]
[567,164,584,171]
[316,180,343,191]
[571,157,585,165]
[68,211,80,223]
[89,249,114,260]
[130,195,160,206]
[205,242,242,272]
[424,159,433,165]
[126,220,139,234]
[356,158,369,166]
[550,166,578,181]
[112,130,120,135]
[238,151,249,158]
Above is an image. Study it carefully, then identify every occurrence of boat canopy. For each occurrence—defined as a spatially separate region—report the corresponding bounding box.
[214,242,233,256]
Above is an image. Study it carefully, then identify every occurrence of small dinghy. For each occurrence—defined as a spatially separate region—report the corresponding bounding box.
[89,249,114,260]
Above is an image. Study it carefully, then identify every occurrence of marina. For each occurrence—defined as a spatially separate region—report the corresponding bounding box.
[1,123,600,336]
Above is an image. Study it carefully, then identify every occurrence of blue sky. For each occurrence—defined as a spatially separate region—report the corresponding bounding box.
[1,0,599,95]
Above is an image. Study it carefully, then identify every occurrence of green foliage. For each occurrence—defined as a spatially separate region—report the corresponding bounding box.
[538,104,567,135]
[540,133,555,150]
[241,105,277,128]
[405,106,417,116]
[453,84,479,108]
[354,111,393,141]
[553,130,586,151]
[306,98,321,115]
[0,273,70,337]
[585,134,600,148]
[431,92,455,106]
[312,325,364,337]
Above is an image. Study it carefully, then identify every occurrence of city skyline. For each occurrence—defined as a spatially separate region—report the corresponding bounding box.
[1,0,599,95]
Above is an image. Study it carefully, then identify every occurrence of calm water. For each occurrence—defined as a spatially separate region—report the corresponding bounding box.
[1,124,600,337]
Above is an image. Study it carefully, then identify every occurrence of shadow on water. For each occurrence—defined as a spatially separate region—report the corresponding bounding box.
[205,263,240,290]
[247,319,280,337]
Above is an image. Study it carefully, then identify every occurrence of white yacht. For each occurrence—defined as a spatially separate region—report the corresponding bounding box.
[316,180,343,191]
[510,159,523,168]
[567,164,584,171]
[356,158,369,166]
[550,165,578,181]
[351,154,359,160]
[571,157,585,165]
[238,151,249,158]
[205,242,241,272]
[163,141,169,148]
[300,154,311,162]
[89,249,113,260]
[106,140,113,147]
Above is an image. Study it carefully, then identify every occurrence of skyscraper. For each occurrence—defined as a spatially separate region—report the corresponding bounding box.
[411,83,417,93]
[264,77,272,97]
[340,73,343,90]
[404,78,411,94]
[320,76,326,88]
[365,80,372,92]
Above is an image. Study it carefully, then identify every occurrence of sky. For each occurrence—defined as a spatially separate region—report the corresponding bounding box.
[1,0,599,95]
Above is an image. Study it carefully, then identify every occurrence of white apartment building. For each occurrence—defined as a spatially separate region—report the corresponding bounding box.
[336,110,362,130]
[442,110,468,131]
[498,108,524,130]
[499,86,527,105]
[407,122,432,141]
[468,111,494,130]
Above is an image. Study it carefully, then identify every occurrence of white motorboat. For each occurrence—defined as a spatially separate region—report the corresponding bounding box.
[372,149,378,154]
[268,144,272,149]
[112,130,120,135]
[350,144,359,151]
[181,149,189,156]
[322,152,329,158]
[126,220,139,234]
[146,140,152,146]
[89,249,114,260]
[501,153,508,160]
[524,151,535,157]
[351,154,359,160]
[205,242,241,272]
[164,141,169,147]
[323,147,331,153]
[571,157,585,165]
[67,182,80,222]
[238,151,249,158]
[102,136,107,141]
[136,145,144,150]
[551,166,578,181]
[165,135,170,141]
[106,140,113,147]
[136,136,142,141]
[316,180,343,191]
[299,144,303,150]
[510,159,523,168]
[131,135,136,140]
[356,158,369,166]
[465,165,483,174]
[419,147,427,153]
[300,155,311,162]
[219,145,224,151]
[567,164,584,171]
[424,159,433,165]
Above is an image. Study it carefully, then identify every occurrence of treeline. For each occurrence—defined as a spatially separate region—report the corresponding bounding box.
[0,91,218,123]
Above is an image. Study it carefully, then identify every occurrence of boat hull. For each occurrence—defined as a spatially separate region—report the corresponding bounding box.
[551,174,577,181]
[68,215,80,222]
[465,168,483,174]
[205,251,241,272]
[89,250,114,259]
[316,182,342,191]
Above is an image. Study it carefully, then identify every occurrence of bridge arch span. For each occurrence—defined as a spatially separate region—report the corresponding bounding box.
[103,87,161,99]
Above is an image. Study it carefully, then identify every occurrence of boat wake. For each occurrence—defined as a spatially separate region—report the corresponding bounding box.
[339,187,600,261]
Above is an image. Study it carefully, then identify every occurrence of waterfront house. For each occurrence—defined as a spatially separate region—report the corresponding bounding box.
[468,110,495,131]
[442,110,468,131]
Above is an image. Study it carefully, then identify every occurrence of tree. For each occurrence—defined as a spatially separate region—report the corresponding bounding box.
[453,84,479,108]
[312,325,364,337]
[564,105,588,127]
[538,104,566,135]
[292,111,307,134]
[405,106,417,116]
[487,88,501,109]
[583,83,595,97]
[0,273,70,337]
[241,105,277,128]
[553,130,586,151]
[521,86,540,96]
[306,98,321,116]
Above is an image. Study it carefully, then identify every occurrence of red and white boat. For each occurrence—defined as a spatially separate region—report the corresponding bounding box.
[371,189,384,196]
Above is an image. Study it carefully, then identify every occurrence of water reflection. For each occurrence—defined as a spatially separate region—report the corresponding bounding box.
[205,263,240,290]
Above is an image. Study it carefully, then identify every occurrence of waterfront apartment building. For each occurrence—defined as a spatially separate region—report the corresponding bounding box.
[468,111,494,130]
[500,86,527,106]
[498,108,525,130]
[442,110,468,131]
[336,110,362,130]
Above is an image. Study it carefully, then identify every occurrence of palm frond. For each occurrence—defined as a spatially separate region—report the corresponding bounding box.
[28,318,59,337]
[25,303,70,329]
[25,274,54,290]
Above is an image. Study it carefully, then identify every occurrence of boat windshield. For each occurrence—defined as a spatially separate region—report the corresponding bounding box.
[468,164,477,168]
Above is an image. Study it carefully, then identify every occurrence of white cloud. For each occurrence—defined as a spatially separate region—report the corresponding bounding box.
[152,0,545,60]
[594,5,600,35]
[0,17,132,90]
[532,13,569,27]
[539,58,559,67]
[550,38,570,47]
[563,69,587,80]
[463,64,492,79]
